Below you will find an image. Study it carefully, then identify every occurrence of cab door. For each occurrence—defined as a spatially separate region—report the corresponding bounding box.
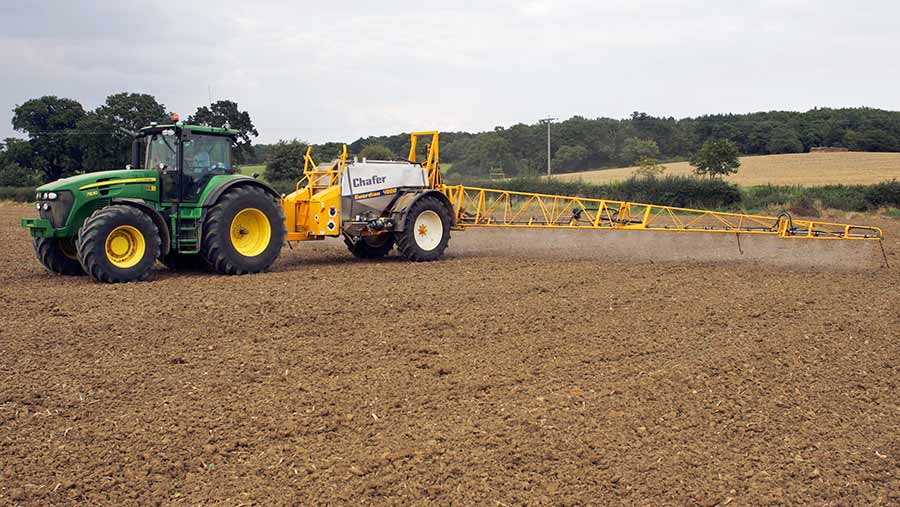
[145,129,182,205]
[178,132,234,204]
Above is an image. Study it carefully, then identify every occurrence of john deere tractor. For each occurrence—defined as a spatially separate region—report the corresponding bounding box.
[22,123,285,282]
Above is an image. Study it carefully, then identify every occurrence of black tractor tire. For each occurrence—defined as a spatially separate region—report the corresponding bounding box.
[344,233,394,259]
[395,195,452,262]
[201,185,286,275]
[77,205,161,283]
[33,236,85,276]
[160,252,209,272]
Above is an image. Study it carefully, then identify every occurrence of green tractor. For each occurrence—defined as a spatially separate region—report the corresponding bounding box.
[22,123,286,282]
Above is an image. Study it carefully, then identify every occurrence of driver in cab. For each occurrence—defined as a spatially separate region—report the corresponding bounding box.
[191,149,210,172]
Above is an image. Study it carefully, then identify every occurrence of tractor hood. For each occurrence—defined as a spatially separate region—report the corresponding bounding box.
[35,169,158,194]
[25,168,162,239]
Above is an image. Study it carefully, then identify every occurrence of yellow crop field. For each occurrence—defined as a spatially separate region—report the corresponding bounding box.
[553,152,900,186]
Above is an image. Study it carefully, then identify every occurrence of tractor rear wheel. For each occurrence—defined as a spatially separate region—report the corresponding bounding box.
[201,186,286,275]
[395,195,451,262]
[77,205,161,283]
[344,233,394,259]
[33,236,85,275]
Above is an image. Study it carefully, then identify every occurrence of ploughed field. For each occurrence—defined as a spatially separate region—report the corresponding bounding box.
[1,202,898,506]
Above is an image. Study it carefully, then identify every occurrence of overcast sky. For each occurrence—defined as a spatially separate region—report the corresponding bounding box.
[2,0,899,144]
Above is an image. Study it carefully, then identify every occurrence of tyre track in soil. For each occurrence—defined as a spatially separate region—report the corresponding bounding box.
[0,202,898,506]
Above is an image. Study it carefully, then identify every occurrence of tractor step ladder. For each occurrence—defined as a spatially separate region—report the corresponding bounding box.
[176,218,200,253]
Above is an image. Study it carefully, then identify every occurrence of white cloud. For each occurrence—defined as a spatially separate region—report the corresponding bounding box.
[1,0,899,144]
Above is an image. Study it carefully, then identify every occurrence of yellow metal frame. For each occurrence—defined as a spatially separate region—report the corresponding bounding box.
[282,145,349,241]
[296,145,348,191]
[440,185,883,240]
[408,131,442,188]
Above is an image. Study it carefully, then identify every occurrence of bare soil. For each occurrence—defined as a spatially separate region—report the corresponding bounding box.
[1,202,898,506]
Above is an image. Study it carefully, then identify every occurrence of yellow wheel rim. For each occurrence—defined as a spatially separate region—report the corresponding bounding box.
[105,225,146,268]
[230,208,271,257]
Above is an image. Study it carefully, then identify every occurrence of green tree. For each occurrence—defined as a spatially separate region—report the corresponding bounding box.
[621,138,660,165]
[73,93,169,172]
[12,96,86,181]
[845,129,900,152]
[450,133,515,177]
[359,144,395,160]
[313,142,347,163]
[188,100,259,163]
[766,127,804,154]
[264,140,308,182]
[73,112,125,172]
[552,144,589,172]
[0,139,42,186]
[0,162,42,187]
[690,140,741,178]
[1,138,34,168]
[634,156,666,178]
[98,92,169,132]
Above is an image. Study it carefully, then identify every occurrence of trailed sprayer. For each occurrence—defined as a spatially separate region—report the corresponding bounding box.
[22,127,885,282]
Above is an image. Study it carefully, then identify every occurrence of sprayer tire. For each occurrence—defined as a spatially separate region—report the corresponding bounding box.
[395,195,452,262]
[345,233,394,259]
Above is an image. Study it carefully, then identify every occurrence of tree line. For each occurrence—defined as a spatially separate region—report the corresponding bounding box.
[4,96,900,187]
[0,94,258,185]
[335,108,900,179]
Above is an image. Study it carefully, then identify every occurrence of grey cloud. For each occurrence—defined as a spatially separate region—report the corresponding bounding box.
[2,0,899,144]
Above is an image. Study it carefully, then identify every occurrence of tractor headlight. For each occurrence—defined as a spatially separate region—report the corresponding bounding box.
[41,202,50,211]
[35,202,41,210]
[41,192,48,200]
[47,192,58,200]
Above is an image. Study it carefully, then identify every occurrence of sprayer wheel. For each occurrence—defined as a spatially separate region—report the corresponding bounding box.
[345,233,394,259]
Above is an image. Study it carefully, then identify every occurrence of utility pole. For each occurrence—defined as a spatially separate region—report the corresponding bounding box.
[538,117,557,176]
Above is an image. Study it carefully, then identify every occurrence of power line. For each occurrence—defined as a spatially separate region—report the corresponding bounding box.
[31,130,118,135]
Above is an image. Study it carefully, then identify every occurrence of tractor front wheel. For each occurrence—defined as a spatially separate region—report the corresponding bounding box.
[344,233,394,259]
[33,236,85,276]
[201,186,286,275]
[77,205,161,283]
[395,195,452,262]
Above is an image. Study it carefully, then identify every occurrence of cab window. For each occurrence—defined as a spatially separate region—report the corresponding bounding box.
[146,133,177,170]
[181,134,233,201]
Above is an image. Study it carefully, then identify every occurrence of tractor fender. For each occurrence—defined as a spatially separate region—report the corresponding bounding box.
[202,176,280,208]
[111,198,172,256]
[389,189,455,232]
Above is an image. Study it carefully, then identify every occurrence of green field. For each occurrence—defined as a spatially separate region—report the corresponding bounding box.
[237,164,265,177]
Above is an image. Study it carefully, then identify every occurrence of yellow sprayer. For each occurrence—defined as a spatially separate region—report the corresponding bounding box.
[281,131,884,264]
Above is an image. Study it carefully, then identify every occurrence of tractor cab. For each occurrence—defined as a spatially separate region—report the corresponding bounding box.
[135,124,238,203]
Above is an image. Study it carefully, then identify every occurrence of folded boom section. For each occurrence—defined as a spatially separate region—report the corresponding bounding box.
[442,185,883,241]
